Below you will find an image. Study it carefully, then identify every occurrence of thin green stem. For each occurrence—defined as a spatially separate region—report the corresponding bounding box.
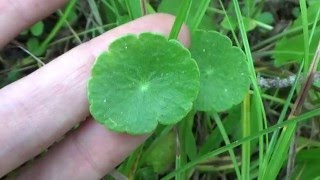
[218,0,240,47]
[169,0,192,40]
[38,0,77,55]
[308,5,320,45]
[299,0,309,72]
[231,0,268,174]
[175,126,183,180]
[57,10,82,44]
[124,0,133,19]
[189,0,211,31]
[211,112,241,179]
[88,0,104,33]
[252,20,320,51]
[50,23,117,46]
[242,94,251,180]
[206,7,224,14]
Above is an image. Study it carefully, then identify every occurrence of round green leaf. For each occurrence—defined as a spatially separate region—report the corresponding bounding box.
[190,30,250,112]
[26,37,40,54]
[88,33,200,134]
[144,131,176,173]
[30,21,44,37]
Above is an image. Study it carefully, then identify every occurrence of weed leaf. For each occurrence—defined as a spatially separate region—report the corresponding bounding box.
[88,33,200,134]
[190,30,250,112]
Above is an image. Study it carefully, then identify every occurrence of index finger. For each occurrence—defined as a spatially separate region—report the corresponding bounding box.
[0,13,190,177]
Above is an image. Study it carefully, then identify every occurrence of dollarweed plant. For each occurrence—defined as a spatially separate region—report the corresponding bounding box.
[2,0,320,179]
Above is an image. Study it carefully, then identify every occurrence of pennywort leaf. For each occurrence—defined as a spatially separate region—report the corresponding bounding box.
[88,33,200,134]
[190,30,250,112]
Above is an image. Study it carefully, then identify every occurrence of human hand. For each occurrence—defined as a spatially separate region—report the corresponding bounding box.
[0,1,190,179]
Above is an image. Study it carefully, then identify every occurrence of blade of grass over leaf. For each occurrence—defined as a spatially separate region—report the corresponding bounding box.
[125,0,143,19]
[242,94,251,180]
[252,0,266,17]
[218,0,240,47]
[245,0,255,17]
[299,0,310,72]
[161,107,320,180]
[211,111,241,179]
[309,8,320,45]
[188,0,211,31]
[169,0,192,40]
[231,0,267,174]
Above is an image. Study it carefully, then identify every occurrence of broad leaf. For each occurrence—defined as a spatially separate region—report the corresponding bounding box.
[190,30,250,112]
[30,21,44,37]
[88,33,200,134]
[144,131,176,173]
[292,148,320,179]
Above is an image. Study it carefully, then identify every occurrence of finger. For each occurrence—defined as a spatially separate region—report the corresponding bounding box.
[0,0,68,48]
[17,119,147,179]
[0,13,190,177]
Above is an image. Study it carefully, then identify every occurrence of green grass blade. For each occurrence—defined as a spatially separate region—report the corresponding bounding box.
[299,0,309,72]
[169,0,192,40]
[50,23,116,46]
[87,0,104,33]
[218,0,240,47]
[161,107,320,180]
[260,7,320,178]
[309,7,320,45]
[245,0,254,17]
[57,10,82,44]
[242,94,251,180]
[211,112,241,179]
[175,127,184,180]
[251,20,320,51]
[175,111,196,180]
[188,0,211,31]
[38,0,77,55]
[258,63,304,179]
[231,0,267,175]
[125,0,142,19]
[262,123,296,180]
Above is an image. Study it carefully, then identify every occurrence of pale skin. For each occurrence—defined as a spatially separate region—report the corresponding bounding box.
[0,0,190,179]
